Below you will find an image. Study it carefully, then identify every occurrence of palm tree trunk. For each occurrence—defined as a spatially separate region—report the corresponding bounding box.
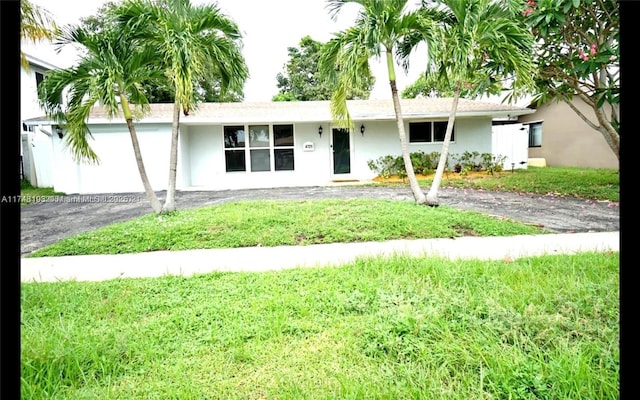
[387,51,426,204]
[426,84,461,206]
[163,101,181,212]
[120,95,163,213]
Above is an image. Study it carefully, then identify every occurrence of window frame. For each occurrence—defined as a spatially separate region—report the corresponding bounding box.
[527,121,543,148]
[223,123,295,173]
[409,120,455,143]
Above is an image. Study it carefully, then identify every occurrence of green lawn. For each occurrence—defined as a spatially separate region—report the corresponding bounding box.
[29,198,547,257]
[20,179,66,206]
[373,166,619,202]
[22,252,619,399]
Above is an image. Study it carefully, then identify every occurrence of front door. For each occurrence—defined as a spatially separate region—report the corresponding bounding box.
[332,128,351,174]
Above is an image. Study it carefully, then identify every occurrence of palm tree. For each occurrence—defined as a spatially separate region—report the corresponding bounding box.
[20,0,59,71]
[422,0,535,206]
[116,0,249,212]
[38,25,166,213]
[318,0,445,205]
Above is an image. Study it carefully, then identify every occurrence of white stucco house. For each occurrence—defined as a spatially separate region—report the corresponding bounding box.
[23,98,534,194]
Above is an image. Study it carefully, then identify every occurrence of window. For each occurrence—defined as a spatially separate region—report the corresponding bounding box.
[409,121,454,143]
[528,122,542,148]
[224,125,246,172]
[223,124,295,172]
[35,71,44,88]
[274,124,294,171]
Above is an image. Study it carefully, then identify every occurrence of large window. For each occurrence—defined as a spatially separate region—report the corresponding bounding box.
[409,121,454,143]
[224,124,295,172]
[528,122,542,148]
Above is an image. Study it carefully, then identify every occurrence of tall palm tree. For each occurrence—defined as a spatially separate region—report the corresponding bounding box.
[38,25,166,213]
[318,0,444,205]
[116,0,249,212]
[20,0,59,71]
[422,0,535,206]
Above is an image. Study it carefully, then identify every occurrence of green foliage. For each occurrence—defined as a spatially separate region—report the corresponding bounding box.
[522,0,619,137]
[368,151,502,178]
[19,180,66,206]
[274,35,374,101]
[20,0,59,70]
[402,70,503,99]
[271,92,297,102]
[115,0,249,111]
[419,0,536,103]
[37,23,165,164]
[78,0,248,104]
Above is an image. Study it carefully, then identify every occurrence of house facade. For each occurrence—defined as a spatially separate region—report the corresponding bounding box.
[518,97,618,169]
[24,98,534,194]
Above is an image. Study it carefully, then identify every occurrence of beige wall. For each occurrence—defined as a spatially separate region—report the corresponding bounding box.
[518,97,618,169]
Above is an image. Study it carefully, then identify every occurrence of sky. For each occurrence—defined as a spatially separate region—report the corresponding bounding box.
[22,0,428,102]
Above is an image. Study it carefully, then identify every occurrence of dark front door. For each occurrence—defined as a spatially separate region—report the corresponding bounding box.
[332,128,350,174]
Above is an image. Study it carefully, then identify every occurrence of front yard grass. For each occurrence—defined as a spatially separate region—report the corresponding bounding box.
[371,167,619,202]
[21,251,619,399]
[28,198,546,257]
[20,179,66,206]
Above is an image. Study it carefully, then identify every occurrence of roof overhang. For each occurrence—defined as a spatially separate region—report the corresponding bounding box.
[24,53,60,71]
[22,98,536,126]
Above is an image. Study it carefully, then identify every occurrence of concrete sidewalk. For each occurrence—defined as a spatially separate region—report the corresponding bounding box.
[20,231,619,283]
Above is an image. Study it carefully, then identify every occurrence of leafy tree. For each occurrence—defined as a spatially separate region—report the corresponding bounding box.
[20,0,59,71]
[523,0,619,160]
[420,0,535,206]
[82,1,244,105]
[318,0,444,204]
[274,35,375,101]
[116,0,249,212]
[402,67,504,99]
[37,25,166,213]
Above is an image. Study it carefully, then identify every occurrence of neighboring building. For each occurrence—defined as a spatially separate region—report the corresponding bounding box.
[518,96,618,169]
[23,98,534,194]
[21,53,60,186]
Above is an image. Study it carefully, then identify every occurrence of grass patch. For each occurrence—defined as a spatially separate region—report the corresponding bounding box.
[21,251,619,399]
[371,167,619,202]
[20,179,66,206]
[28,199,546,257]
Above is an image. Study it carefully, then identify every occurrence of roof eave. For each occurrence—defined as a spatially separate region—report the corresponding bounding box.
[23,108,536,126]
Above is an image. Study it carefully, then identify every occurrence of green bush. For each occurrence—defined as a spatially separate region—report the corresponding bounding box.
[368,152,504,178]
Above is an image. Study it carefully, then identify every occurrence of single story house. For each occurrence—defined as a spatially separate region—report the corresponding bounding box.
[24,98,534,194]
[517,96,618,169]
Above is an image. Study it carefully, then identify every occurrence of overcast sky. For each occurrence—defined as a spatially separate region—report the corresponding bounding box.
[22,0,428,102]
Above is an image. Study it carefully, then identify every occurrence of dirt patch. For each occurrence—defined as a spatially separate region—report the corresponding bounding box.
[373,171,507,183]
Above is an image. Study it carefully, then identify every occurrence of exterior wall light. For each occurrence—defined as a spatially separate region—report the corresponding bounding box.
[318,125,323,137]
[360,124,365,136]
[55,126,63,139]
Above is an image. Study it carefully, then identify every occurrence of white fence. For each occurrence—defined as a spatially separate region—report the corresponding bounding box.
[21,130,54,187]
[491,123,529,171]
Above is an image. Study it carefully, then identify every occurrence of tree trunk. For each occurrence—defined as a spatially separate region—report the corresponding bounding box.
[120,96,163,214]
[163,101,181,212]
[594,105,620,160]
[386,50,426,204]
[426,85,461,206]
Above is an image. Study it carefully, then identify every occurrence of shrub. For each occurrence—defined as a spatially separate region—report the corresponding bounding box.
[368,152,504,178]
